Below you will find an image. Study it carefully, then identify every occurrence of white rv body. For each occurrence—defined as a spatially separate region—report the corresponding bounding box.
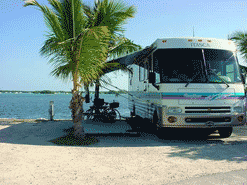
[128,37,246,129]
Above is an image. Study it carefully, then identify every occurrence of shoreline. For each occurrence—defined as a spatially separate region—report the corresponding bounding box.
[0,117,128,122]
[0,118,73,122]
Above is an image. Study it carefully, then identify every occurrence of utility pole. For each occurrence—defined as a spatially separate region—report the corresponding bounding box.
[193,26,195,37]
[49,101,54,121]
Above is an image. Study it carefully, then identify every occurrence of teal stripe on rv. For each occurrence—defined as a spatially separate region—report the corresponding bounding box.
[145,92,245,96]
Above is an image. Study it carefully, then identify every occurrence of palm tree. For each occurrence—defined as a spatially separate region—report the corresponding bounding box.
[229,31,247,80]
[229,31,247,60]
[24,0,111,138]
[82,0,142,101]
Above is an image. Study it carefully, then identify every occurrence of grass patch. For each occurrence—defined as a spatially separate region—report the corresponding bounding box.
[49,127,99,146]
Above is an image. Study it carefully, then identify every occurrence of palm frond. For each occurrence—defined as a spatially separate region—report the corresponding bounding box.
[98,74,112,88]
[47,0,63,19]
[25,0,65,41]
[230,31,247,59]
[51,63,73,78]
[82,0,136,35]
[108,37,142,58]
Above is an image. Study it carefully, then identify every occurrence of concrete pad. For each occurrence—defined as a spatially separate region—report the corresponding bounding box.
[82,119,133,134]
[169,169,247,185]
[0,119,137,146]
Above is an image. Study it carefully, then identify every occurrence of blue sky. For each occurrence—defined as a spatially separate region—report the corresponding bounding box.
[1,0,247,91]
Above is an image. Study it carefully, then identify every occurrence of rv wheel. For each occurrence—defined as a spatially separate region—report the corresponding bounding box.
[203,128,215,137]
[127,116,142,131]
[152,111,159,133]
[217,127,233,138]
[190,128,213,139]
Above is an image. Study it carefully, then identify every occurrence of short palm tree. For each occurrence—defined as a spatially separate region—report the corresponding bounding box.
[24,0,111,138]
[230,31,247,76]
[229,31,247,60]
[82,0,142,100]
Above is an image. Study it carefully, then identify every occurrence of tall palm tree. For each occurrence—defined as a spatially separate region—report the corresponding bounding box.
[82,0,142,101]
[24,0,111,138]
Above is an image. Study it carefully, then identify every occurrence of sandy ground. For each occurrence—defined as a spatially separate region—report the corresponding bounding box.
[0,118,246,184]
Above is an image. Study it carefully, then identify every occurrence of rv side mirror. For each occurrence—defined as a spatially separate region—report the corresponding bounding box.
[149,72,155,83]
[241,73,246,84]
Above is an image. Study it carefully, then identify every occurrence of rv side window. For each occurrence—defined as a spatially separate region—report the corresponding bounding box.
[145,69,148,80]
[155,73,160,83]
[139,66,144,81]
[139,66,141,81]
[129,67,133,85]
[148,55,152,79]
[153,54,161,83]
[144,58,148,80]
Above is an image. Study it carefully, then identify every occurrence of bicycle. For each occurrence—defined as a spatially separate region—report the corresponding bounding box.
[101,101,121,122]
[84,99,121,123]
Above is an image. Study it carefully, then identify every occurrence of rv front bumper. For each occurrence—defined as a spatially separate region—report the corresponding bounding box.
[161,113,246,128]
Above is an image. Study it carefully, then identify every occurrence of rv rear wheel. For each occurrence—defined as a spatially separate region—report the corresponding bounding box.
[217,127,233,138]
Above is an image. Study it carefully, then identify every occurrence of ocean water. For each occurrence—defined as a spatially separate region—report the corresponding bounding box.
[0,93,130,119]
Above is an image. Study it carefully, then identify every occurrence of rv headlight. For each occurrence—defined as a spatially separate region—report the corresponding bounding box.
[168,107,182,114]
[233,106,243,113]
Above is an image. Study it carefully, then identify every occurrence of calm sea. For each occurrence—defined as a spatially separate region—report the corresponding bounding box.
[0,93,130,119]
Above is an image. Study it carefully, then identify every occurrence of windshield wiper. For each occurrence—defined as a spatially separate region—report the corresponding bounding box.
[185,70,201,87]
[207,68,229,88]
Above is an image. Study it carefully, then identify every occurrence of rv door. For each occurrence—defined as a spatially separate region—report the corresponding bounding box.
[138,58,149,92]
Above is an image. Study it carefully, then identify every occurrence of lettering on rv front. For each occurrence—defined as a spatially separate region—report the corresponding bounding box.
[206,93,232,101]
[191,43,210,47]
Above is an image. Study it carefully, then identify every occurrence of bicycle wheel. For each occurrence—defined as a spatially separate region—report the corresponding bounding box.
[101,108,115,123]
[84,108,94,120]
[113,109,121,120]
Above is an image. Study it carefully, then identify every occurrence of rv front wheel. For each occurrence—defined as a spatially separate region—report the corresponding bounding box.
[152,111,159,128]
[217,127,233,138]
[151,111,162,135]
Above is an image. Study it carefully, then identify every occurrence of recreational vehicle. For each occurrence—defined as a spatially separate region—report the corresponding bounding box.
[109,37,246,138]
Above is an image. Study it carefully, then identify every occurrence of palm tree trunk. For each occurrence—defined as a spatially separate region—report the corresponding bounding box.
[85,83,90,103]
[70,81,85,139]
[95,79,100,101]
[94,79,101,115]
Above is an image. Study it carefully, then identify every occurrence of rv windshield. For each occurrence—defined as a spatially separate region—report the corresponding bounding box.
[203,49,242,83]
[153,49,242,84]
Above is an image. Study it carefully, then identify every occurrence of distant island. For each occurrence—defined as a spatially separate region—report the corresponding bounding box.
[0,90,71,94]
[0,90,127,95]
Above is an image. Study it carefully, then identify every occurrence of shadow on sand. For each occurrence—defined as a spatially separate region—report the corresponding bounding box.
[0,119,246,163]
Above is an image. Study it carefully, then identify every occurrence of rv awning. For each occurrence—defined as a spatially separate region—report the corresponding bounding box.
[102,46,155,74]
